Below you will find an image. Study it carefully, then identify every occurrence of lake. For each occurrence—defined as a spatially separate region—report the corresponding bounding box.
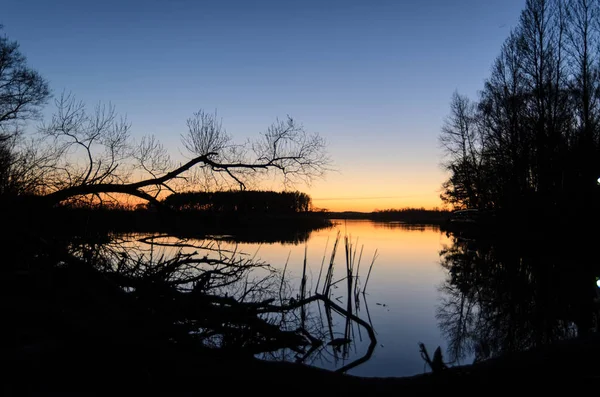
[128,219,455,377]
[238,219,452,377]
[102,215,600,378]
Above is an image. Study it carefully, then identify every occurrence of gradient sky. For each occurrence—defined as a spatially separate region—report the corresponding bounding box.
[3,0,526,211]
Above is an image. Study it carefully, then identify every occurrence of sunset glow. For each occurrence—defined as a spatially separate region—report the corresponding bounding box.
[3,0,525,211]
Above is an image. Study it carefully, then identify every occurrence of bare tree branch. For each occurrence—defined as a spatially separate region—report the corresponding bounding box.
[34,101,330,206]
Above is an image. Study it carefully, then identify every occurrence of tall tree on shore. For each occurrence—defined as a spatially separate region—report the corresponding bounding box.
[564,0,600,207]
[439,92,484,209]
[440,0,600,215]
[478,31,531,209]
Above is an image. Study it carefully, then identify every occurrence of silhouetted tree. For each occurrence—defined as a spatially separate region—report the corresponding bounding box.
[439,92,484,209]
[0,27,51,197]
[440,0,600,218]
[564,0,600,208]
[0,27,50,127]
[6,96,330,208]
[0,27,329,207]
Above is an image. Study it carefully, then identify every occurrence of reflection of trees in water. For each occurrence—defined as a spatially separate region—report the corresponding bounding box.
[203,228,314,245]
[371,222,440,232]
[68,232,376,372]
[437,233,599,364]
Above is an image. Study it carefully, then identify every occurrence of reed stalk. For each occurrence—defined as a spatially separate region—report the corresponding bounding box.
[322,230,341,297]
[300,244,308,327]
[363,249,378,294]
[314,235,329,294]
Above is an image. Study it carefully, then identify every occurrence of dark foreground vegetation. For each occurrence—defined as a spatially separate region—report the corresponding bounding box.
[6,232,600,394]
[6,220,600,395]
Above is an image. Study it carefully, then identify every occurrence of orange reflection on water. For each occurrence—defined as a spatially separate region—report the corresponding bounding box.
[237,219,452,377]
[129,219,452,378]
[221,220,451,298]
[316,220,449,268]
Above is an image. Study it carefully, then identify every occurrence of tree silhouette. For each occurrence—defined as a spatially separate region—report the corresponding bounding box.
[439,0,600,218]
[21,97,330,208]
[0,26,51,197]
[0,28,330,208]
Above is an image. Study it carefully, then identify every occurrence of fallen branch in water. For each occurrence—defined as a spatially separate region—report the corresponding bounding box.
[257,293,377,373]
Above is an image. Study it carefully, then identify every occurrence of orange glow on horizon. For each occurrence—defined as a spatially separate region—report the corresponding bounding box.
[305,179,445,213]
[297,165,448,212]
[71,165,447,212]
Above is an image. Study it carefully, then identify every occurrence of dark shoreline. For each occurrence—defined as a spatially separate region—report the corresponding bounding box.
[8,327,600,394]
[10,205,454,243]
[325,209,451,225]
[7,206,335,244]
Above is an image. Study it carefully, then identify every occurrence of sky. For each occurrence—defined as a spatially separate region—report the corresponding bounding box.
[3,0,526,211]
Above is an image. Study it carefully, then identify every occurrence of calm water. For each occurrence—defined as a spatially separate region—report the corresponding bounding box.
[120,218,599,377]
[202,219,453,377]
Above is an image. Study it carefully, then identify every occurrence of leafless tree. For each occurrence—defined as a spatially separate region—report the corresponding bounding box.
[565,0,600,137]
[440,0,600,211]
[439,92,485,208]
[25,96,331,207]
[0,26,51,196]
[0,27,50,129]
[182,110,330,192]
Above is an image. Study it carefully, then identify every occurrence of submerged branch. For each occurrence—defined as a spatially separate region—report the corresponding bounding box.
[257,293,377,373]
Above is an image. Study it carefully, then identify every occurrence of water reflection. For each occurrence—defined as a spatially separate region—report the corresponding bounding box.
[437,231,600,365]
[168,215,333,245]
[109,221,452,377]
[370,222,441,232]
[220,220,451,377]
[94,230,379,373]
[201,228,315,245]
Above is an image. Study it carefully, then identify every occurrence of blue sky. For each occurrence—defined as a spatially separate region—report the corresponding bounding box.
[3,0,526,211]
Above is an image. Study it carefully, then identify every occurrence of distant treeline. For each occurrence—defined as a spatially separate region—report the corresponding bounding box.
[161,190,312,213]
[372,207,450,223]
[325,207,451,224]
[372,207,447,215]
